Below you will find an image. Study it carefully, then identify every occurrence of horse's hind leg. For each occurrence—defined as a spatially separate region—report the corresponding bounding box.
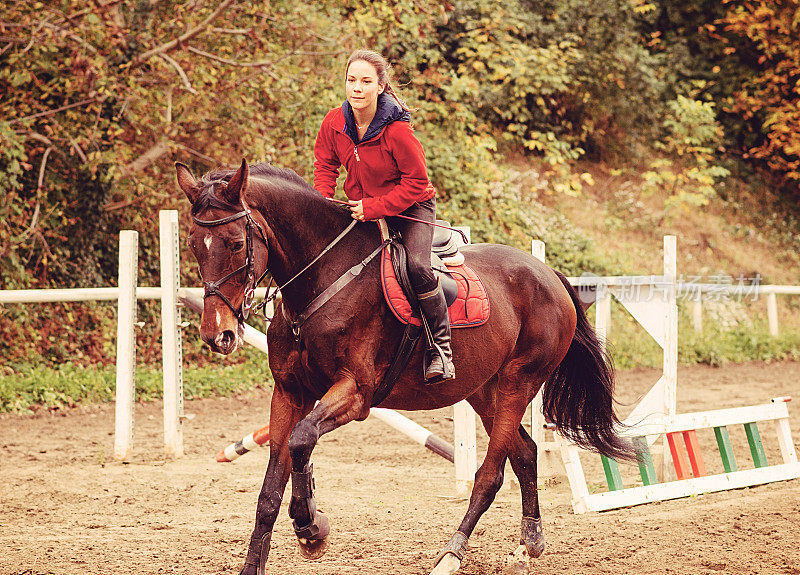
[430,388,528,575]
[459,399,545,570]
[507,425,546,564]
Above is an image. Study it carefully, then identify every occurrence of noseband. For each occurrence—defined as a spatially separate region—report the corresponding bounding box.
[193,208,269,323]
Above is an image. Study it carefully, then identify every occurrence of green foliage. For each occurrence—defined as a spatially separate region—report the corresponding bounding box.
[643,95,730,211]
[679,326,800,367]
[0,346,274,414]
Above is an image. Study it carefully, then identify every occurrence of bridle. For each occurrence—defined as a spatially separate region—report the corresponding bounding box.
[192,202,367,331]
[193,207,269,323]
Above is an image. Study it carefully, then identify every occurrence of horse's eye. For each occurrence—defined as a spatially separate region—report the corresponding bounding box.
[231,241,245,252]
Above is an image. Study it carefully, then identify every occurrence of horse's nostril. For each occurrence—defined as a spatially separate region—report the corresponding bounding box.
[217,330,236,351]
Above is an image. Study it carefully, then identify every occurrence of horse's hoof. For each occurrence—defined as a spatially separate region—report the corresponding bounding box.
[431,531,468,575]
[296,511,330,560]
[520,516,545,558]
[430,553,462,575]
[297,534,329,560]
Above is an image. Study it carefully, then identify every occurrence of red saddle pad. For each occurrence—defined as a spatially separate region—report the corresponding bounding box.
[380,247,490,328]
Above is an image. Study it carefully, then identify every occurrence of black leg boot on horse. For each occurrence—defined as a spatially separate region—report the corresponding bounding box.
[418,280,455,382]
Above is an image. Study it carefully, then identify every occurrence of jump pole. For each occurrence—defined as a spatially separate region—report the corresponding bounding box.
[178,292,457,465]
[216,413,456,464]
[370,408,454,463]
[217,424,271,462]
[575,397,800,512]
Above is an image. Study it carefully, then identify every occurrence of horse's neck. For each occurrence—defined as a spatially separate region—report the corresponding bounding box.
[249,183,371,311]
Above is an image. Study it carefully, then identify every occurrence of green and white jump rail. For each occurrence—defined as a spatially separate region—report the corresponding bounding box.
[562,397,800,513]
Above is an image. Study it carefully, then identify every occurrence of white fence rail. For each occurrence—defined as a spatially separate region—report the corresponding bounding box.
[556,277,799,338]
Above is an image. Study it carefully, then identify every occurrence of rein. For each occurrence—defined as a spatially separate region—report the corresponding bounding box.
[325,197,470,245]
[194,206,376,335]
[252,218,360,322]
[284,233,393,339]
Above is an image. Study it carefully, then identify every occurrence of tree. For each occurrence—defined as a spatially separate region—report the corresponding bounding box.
[718,0,800,189]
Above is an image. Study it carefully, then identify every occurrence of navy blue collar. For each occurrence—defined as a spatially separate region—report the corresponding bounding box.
[342,93,411,145]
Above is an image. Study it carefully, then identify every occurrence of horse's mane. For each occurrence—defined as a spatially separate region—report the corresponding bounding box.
[199,162,312,191]
[192,162,339,218]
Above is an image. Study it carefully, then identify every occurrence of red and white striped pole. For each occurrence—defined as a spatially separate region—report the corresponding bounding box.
[215,410,456,464]
[216,424,271,462]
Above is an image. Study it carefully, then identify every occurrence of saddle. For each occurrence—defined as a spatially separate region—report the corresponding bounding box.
[371,220,490,406]
[380,234,490,328]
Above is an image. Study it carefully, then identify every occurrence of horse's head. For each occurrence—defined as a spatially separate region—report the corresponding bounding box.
[176,159,269,354]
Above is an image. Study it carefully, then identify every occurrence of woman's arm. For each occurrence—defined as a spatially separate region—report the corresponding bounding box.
[313,115,341,198]
[361,122,433,221]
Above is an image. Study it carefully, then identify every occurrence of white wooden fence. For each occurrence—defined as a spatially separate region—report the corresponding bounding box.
[682,284,800,336]
[0,212,478,490]
[0,219,185,460]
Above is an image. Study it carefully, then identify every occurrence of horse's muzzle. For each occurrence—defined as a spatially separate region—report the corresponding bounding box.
[202,322,245,355]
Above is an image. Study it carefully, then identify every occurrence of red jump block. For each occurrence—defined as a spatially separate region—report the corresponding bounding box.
[667,430,707,480]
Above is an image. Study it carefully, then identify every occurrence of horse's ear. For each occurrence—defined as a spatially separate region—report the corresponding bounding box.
[221,158,249,205]
[175,162,199,203]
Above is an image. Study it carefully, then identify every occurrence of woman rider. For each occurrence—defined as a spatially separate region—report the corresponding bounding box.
[313,49,454,382]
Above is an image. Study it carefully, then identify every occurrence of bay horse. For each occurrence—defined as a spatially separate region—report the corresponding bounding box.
[175,159,633,575]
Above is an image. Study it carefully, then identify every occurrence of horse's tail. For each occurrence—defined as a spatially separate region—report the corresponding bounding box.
[542,271,636,462]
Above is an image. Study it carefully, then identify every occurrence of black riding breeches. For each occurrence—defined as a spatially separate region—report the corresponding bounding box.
[385,198,438,294]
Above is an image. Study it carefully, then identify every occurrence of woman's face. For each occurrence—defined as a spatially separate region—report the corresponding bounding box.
[346,60,385,114]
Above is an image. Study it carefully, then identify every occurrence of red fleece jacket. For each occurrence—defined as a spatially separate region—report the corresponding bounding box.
[313,107,436,221]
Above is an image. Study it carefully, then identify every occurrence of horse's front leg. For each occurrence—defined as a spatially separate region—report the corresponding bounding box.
[240,383,313,575]
[287,369,368,559]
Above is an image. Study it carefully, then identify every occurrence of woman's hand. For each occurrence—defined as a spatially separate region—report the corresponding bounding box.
[348,200,365,221]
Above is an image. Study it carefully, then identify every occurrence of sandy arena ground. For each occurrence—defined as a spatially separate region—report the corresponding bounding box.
[1,361,799,575]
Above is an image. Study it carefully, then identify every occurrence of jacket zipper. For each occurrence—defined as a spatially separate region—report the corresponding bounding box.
[353,145,363,199]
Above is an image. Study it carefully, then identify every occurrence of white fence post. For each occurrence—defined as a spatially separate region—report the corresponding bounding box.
[595,282,611,350]
[452,226,477,495]
[160,210,184,458]
[767,292,779,337]
[663,235,678,479]
[114,231,138,460]
[692,298,703,333]
[453,401,478,496]
[529,240,546,449]
[528,239,563,478]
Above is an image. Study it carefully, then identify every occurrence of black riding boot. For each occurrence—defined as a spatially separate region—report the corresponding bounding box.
[417,282,455,382]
